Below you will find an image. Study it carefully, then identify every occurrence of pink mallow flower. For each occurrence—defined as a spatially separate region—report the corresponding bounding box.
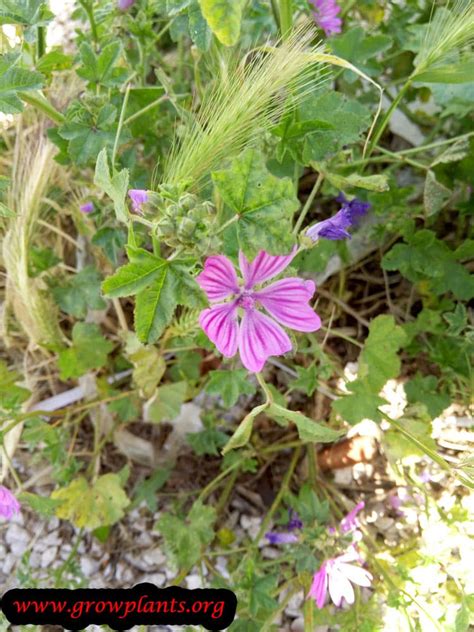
[197,249,321,373]
[118,0,135,10]
[0,486,20,520]
[309,0,342,36]
[128,189,148,214]
[308,548,372,609]
[340,501,365,534]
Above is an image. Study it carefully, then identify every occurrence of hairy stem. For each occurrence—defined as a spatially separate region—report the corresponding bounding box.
[279,0,293,39]
[19,92,65,125]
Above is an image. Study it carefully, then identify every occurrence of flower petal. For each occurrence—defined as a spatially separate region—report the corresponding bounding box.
[337,563,372,588]
[239,309,292,372]
[196,255,239,302]
[254,278,321,332]
[239,248,297,289]
[328,566,354,607]
[199,303,239,357]
[308,564,328,609]
[265,531,299,545]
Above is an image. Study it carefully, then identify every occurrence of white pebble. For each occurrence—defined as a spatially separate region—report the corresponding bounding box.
[41,547,58,568]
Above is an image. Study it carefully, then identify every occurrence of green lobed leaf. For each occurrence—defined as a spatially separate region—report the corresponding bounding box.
[57,323,113,380]
[77,41,127,88]
[404,374,450,418]
[423,169,451,216]
[212,149,298,257]
[0,53,44,114]
[188,0,212,51]
[94,148,129,222]
[50,266,106,318]
[147,381,188,422]
[206,369,257,408]
[156,499,216,569]
[300,92,372,163]
[332,315,406,424]
[134,264,178,343]
[102,246,167,298]
[0,0,46,25]
[198,0,244,46]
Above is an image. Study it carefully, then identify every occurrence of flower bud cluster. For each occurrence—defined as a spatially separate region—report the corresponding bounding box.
[153,190,220,254]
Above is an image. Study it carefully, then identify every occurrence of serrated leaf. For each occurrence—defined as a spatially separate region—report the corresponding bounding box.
[94,148,129,223]
[333,382,386,424]
[301,92,371,162]
[198,0,244,46]
[51,474,130,530]
[212,149,298,257]
[404,374,450,418]
[0,360,30,411]
[147,381,188,422]
[0,58,44,114]
[18,492,63,517]
[206,369,256,407]
[77,41,127,87]
[50,266,106,318]
[267,404,343,443]
[127,339,166,398]
[58,323,113,380]
[156,499,216,569]
[332,316,406,425]
[188,0,212,51]
[358,315,407,392]
[102,247,167,297]
[135,265,178,343]
[324,171,389,192]
[0,0,45,25]
[424,169,451,216]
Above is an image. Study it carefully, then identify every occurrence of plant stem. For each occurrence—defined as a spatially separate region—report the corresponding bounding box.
[293,172,323,235]
[215,214,239,235]
[256,372,274,404]
[79,0,99,47]
[279,0,293,39]
[366,80,412,158]
[37,26,45,59]
[253,446,302,545]
[19,92,65,124]
[112,84,131,167]
[379,411,473,489]
[123,95,168,126]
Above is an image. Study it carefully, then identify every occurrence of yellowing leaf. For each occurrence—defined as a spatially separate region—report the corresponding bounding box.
[51,474,130,530]
[198,0,244,46]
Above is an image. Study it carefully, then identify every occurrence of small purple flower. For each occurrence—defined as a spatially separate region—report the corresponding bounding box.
[308,548,372,609]
[80,201,94,214]
[197,249,321,373]
[118,0,135,10]
[0,486,20,520]
[306,194,370,242]
[309,0,342,37]
[418,470,432,483]
[128,189,148,215]
[266,532,299,545]
[266,510,303,545]
[340,501,364,534]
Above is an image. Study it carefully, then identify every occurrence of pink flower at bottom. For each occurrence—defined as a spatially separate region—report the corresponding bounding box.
[308,548,372,609]
[0,486,20,520]
[197,249,321,372]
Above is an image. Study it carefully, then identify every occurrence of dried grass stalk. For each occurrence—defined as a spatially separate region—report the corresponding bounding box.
[2,119,64,349]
